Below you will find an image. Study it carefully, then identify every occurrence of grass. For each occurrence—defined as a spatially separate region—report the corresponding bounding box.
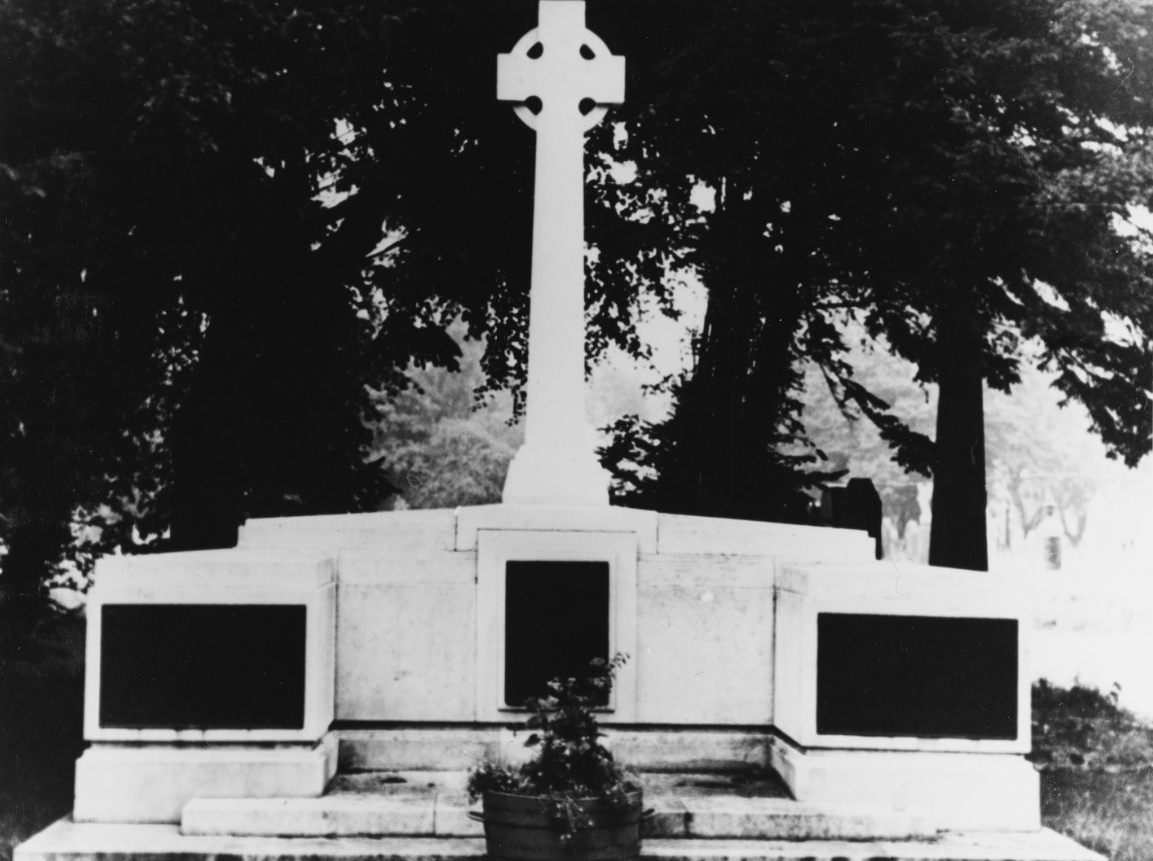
[1,629,1152,861]
[1042,768,1153,861]
[1033,678,1153,861]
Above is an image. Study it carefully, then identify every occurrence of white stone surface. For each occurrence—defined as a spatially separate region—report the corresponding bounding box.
[94,549,336,592]
[603,729,772,772]
[770,739,1041,833]
[776,561,1028,608]
[502,445,613,506]
[177,772,936,841]
[73,737,338,824]
[84,553,337,744]
[474,529,638,721]
[16,821,489,861]
[657,514,873,559]
[337,729,500,773]
[773,560,1031,754]
[642,832,1102,861]
[455,504,659,552]
[238,509,457,552]
[11,820,1106,861]
[665,797,933,841]
[16,820,1106,861]
[337,549,476,585]
[336,727,775,774]
[336,565,477,721]
[182,794,437,837]
[636,555,775,725]
[497,1,624,505]
[434,794,485,838]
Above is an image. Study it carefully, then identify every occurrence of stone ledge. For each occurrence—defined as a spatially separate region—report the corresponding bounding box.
[16,820,1104,861]
[238,510,458,553]
[455,504,659,553]
[335,728,776,773]
[182,793,936,841]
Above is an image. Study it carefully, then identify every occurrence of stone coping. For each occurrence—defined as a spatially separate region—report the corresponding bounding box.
[16,819,1105,861]
[235,504,875,560]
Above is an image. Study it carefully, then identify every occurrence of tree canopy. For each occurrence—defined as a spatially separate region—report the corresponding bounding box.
[1,0,1151,613]
[0,0,530,615]
[591,0,1153,568]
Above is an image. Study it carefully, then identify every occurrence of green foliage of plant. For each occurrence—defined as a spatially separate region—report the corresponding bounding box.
[467,654,640,841]
[592,0,1153,566]
[369,324,521,509]
[801,337,1127,548]
[1032,679,1153,771]
[1034,679,1153,861]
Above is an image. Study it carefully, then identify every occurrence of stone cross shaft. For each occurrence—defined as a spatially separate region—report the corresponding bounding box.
[497,0,624,506]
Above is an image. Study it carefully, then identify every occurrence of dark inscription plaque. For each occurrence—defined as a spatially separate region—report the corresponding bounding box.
[100,604,307,730]
[505,561,610,708]
[816,613,1018,740]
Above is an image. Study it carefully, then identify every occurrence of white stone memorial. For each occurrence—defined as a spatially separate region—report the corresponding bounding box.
[16,4,1100,861]
[497,0,621,505]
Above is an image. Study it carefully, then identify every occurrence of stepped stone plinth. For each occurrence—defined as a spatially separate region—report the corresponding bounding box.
[19,769,1103,861]
[17,820,1104,861]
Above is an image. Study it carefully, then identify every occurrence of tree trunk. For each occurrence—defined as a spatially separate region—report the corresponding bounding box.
[929,306,988,571]
[1057,505,1089,548]
[655,197,805,522]
[164,334,246,551]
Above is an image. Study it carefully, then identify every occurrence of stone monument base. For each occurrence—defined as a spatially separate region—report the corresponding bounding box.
[769,737,1041,832]
[73,737,339,823]
[18,770,1103,861]
[500,443,612,505]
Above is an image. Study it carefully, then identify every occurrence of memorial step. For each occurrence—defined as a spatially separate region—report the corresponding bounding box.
[16,819,1105,861]
[180,770,929,841]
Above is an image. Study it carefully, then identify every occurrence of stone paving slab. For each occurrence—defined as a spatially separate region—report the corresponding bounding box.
[182,771,933,840]
[16,819,1106,861]
[183,794,438,837]
[643,832,1105,861]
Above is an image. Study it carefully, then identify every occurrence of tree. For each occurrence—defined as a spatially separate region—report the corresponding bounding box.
[591,0,1153,569]
[802,335,1125,554]
[0,0,523,609]
[369,325,521,509]
[984,368,1126,550]
[798,332,937,529]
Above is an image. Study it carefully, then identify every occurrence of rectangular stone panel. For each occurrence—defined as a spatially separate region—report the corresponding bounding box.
[100,604,307,730]
[504,561,609,707]
[815,613,1017,740]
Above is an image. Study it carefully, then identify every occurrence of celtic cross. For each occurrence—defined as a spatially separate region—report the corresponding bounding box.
[497,0,625,505]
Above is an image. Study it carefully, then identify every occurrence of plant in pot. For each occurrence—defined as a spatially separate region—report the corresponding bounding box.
[467,654,645,861]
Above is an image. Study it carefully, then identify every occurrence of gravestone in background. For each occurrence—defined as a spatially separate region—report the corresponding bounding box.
[820,478,883,559]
